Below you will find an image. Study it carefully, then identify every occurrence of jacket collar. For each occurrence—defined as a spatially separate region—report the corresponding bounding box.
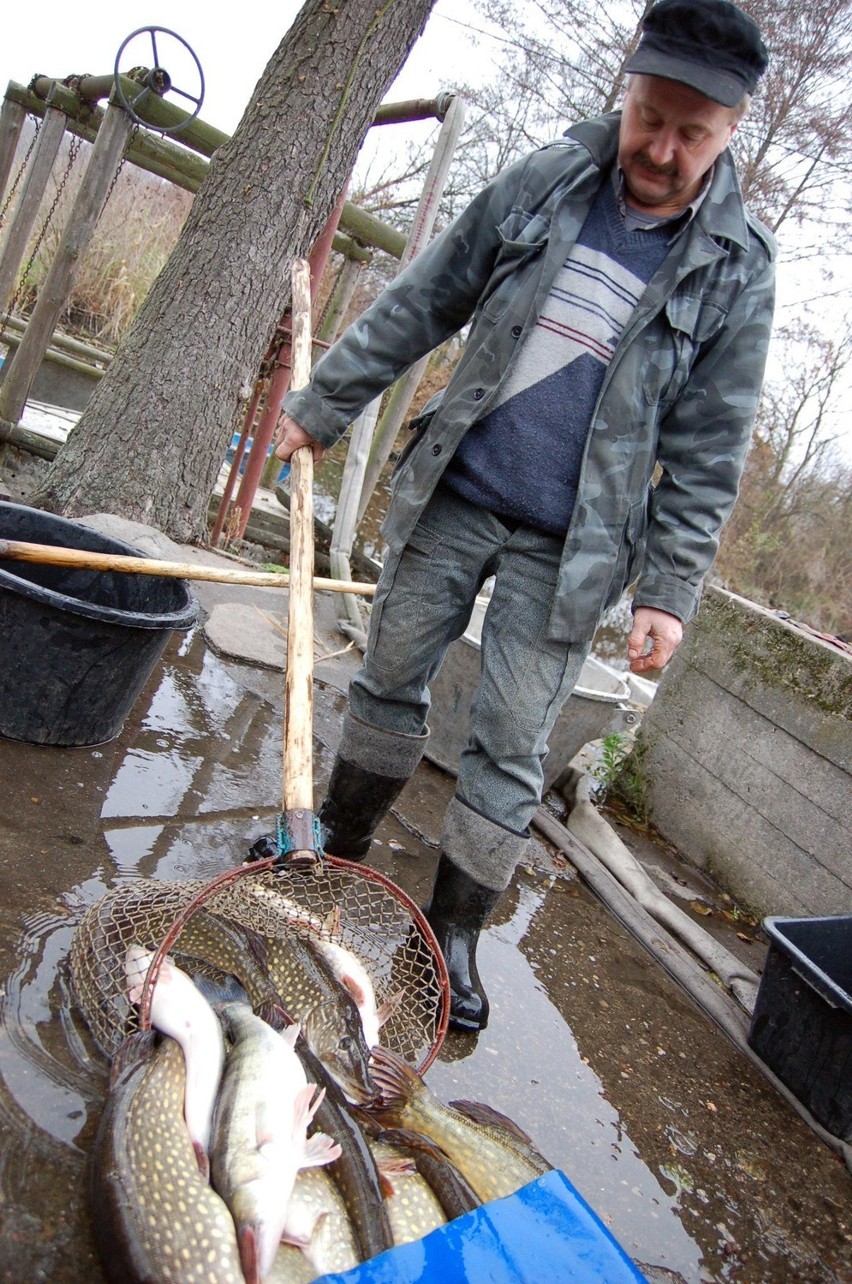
[564,111,751,252]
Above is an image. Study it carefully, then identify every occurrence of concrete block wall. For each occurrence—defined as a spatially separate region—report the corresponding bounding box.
[636,587,851,918]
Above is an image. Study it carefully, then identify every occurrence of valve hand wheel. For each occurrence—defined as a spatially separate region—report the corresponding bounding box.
[113,27,205,135]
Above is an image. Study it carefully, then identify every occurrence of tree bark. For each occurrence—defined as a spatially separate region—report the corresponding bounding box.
[31,0,436,540]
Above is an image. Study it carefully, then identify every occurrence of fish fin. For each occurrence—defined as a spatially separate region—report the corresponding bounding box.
[320,905,342,937]
[279,1021,302,1050]
[256,998,288,1031]
[301,1131,342,1168]
[193,1139,210,1182]
[292,1082,325,1135]
[376,1153,418,1177]
[448,1099,534,1144]
[377,1126,449,1162]
[238,1225,261,1284]
[109,1029,157,1087]
[368,1045,419,1106]
[376,989,405,1029]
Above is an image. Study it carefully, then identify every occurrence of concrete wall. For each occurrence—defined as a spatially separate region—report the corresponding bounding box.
[637,586,851,918]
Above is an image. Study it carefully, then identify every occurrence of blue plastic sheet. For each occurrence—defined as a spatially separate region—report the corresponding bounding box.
[314,1169,649,1283]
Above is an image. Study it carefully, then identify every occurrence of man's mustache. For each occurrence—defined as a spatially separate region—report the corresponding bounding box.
[632,152,679,179]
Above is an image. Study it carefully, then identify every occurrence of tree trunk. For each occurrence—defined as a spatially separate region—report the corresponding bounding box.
[31,0,436,540]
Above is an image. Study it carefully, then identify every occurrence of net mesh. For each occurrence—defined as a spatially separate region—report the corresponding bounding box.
[70,858,448,1072]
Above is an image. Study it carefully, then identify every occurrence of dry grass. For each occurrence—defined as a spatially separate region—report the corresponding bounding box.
[5,129,193,346]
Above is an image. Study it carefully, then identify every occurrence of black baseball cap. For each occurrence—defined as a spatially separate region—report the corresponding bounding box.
[624,0,769,107]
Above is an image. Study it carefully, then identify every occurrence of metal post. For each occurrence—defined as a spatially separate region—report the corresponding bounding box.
[229,187,349,538]
[0,99,134,430]
[357,93,465,521]
[316,254,364,346]
[0,99,68,319]
[0,95,27,206]
[328,94,465,636]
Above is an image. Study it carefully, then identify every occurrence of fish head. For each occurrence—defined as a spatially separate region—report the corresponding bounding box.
[301,1000,377,1105]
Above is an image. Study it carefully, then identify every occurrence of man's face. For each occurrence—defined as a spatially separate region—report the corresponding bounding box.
[618,74,738,215]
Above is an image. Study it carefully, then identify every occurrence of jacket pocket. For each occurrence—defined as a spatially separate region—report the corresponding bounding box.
[393,402,439,476]
[479,210,549,321]
[643,293,728,410]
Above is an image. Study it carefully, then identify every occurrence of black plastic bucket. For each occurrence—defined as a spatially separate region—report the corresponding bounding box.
[0,501,198,747]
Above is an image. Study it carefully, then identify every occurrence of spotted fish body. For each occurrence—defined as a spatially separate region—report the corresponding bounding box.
[92,1032,244,1283]
[368,1047,551,1205]
[264,930,376,1104]
[369,1139,447,1246]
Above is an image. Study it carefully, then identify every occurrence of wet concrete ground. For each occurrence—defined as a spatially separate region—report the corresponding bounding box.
[0,495,849,1284]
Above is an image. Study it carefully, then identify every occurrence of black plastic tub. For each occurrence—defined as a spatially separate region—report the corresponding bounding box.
[0,501,198,747]
[748,915,852,1140]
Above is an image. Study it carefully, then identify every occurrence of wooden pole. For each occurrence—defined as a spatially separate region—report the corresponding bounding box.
[0,101,134,428]
[0,101,67,319]
[0,537,376,595]
[283,260,316,814]
[0,96,27,206]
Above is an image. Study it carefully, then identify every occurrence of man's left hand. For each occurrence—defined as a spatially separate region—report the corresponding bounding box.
[627,607,684,674]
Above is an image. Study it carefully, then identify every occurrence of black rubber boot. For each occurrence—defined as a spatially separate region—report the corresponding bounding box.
[423,852,503,1032]
[317,756,411,861]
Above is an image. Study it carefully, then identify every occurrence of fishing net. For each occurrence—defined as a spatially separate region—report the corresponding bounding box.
[70,857,449,1073]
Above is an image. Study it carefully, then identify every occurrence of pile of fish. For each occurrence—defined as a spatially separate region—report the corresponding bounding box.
[91,911,552,1284]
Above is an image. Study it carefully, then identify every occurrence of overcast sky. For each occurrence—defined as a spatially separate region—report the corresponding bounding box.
[0,1,489,137]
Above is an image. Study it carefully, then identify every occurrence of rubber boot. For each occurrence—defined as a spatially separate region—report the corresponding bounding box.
[318,757,411,860]
[423,852,503,1032]
[317,712,429,861]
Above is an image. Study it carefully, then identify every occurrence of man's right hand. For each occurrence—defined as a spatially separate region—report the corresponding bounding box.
[275,414,326,464]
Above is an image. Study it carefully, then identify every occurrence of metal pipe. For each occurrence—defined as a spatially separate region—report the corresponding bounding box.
[328,94,465,633]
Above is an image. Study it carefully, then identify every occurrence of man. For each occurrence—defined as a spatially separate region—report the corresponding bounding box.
[275,0,775,1031]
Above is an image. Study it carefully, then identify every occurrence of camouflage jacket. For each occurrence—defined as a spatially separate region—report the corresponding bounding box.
[285,113,776,643]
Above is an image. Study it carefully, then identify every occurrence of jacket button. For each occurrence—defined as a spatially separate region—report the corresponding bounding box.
[431,443,442,455]
[473,388,484,400]
[512,325,522,338]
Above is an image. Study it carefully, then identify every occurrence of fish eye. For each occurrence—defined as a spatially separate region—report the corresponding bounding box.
[338,1035,353,1052]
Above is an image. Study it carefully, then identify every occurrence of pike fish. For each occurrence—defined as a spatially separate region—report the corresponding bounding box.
[92,1031,244,1283]
[368,1139,447,1245]
[367,1046,552,1204]
[361,1123,482,1222]
[211,1002,342,1284]
[266,1166,360,1283]
[124,944,224,1178]
[296,1039,395,1262]
[263,927,377,1104]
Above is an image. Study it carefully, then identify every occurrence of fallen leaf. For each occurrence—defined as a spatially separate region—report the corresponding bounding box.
[690,900,713,917]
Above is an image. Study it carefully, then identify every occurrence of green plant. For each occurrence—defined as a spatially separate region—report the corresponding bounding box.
[589,732,648,820]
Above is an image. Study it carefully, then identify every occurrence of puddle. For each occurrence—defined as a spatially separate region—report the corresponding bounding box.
[0,632,848,1282]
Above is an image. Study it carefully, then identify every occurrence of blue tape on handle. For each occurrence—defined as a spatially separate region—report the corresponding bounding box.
[313,1170,649,1284]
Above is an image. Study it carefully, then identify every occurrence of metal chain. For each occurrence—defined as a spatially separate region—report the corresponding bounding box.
[3,132,82,323]
[100,121,140,213]
[0,114,41,231]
